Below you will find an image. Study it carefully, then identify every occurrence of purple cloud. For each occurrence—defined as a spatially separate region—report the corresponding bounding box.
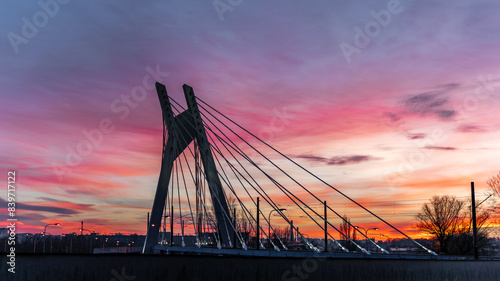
[456,125,487,133]
[298,154,376,165]
[408,133,426,140]
[424,146,457,151]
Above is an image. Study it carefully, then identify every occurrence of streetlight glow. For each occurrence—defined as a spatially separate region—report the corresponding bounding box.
[43,223,61,253]
[268,208,287,249]
[353,226,379,250]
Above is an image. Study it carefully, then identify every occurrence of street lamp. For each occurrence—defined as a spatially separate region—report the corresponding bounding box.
[377,234,390,253]
[79,228,93,234]
[379,234,389,241]
[268,208,286,249]
[43,223,60,253]
[354,226,378,250]
[43,223,60,236]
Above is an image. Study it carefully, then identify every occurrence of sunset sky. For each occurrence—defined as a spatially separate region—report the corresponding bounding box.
[1,0,499,240]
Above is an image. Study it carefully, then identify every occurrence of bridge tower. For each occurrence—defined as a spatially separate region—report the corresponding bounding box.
[142,83,234,254]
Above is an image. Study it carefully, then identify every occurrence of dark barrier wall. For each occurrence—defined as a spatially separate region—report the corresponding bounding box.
[1,253,499,281]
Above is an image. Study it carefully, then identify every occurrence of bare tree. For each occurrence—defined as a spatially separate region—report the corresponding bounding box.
[414,195,491,255]
[273,226,289,240]
[487,171,500,198]
[238,209,251,235]
[339,215,357,251]
[487,171,500,216]
[223,193,256,244]
[225,193,239,222]
[449,200,491,255]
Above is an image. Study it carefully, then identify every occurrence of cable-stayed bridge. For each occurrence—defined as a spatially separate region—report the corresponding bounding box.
[142,82,437,257]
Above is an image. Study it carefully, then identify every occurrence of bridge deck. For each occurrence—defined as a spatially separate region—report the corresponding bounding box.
[153,246,466,260]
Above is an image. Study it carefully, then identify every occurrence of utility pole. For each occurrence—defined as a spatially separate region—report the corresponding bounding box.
[233,208,236,249]
[324,201,328,252]
[170,205,174,246]
[256,197,260,250]
[163,206,167,245]
[181,219,184,242]
[471,182,479,260]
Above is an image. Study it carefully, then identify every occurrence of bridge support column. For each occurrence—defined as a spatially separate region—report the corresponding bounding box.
[143,83,234,254]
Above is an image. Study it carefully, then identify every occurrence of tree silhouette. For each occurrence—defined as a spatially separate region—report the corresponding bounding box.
[414,195,491,255]
[487,171,500,212]
[339,215,357,251]
[487,171,500,196]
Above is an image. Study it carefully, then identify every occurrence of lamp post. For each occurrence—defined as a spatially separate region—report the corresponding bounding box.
[379,234,389,242]
[43,223,60,253]
[162,214,170,245]
[268,208,286,249]
[378,234,389,253]
[44,223,60,236]
[354,226,378,250]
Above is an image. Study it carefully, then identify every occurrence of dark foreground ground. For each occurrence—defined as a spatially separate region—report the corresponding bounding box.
[1,253,500,281]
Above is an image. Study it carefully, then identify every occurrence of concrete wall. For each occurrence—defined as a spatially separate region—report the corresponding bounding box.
[1,253,499,281]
